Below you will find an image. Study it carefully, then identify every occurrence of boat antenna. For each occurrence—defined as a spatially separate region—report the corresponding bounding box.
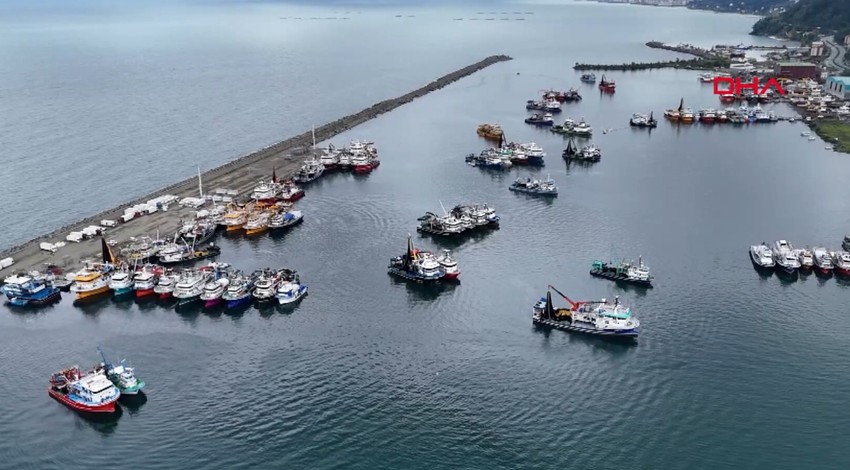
[311,125,316,153]
[97,346,112,368]
[198,166,203,199]
[439,200,448,217]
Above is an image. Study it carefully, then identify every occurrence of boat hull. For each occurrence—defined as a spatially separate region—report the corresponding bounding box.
[225,296,253,309]
[136,288,155,298]
[157,291,173,300]
[175,295,201,306]
[442,271,460,280]
[835,266,850,277]
[749,251,774,271]
[533,317,638,339]
[6,289,61,307]
[814,266,833,277]
[387,267,443,283]
[48,388,117,413]
[225,224,245,232]
[244,227,269,236]
[112,286,134,296]
[509,187,557,197]
[589,269,653,287]
[203,298,223,309]
[282,192,305,202]
[73,285,112,301]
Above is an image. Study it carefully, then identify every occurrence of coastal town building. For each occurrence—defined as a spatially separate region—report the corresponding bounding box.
[774,62,819,80]
[825,76,850,100]
[809,41,824,57]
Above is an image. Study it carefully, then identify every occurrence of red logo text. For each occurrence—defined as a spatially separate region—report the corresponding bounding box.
[713,77,786,96]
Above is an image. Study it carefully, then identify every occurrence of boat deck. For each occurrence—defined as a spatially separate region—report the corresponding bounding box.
[589,269,653,287]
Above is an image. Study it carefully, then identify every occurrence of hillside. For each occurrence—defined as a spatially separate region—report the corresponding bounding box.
[751,0,850,38]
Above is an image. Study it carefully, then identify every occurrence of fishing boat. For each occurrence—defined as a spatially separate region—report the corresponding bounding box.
[2,274,61,307]
[220,206,249,232]
[514,142,542,166]
[509,176,558,196]
[680,107,695,123]
[465,149,512,170]
[598,75,615,92]
[524,112,554,126]
[276,271,308,305]
[749,243,775,269]
[699,108,717,123]
[268,210,304,231]
[477,123,504,141]
[180,220,217,246]
[562,139,579,159]
[319,145,341,171]
[388,236,446,283]
[293,151,325,184]
[95,347,145,396]
[544,89,582,103]
[832,251,850,277]
[253,268,288,302]
[133,265,160,298]
[436,249,460,280]
[526,99,562,113]
[251,180,278,202]
[243,212,271,236]
[580,73,597,83]
[795,248,814,272]
[664,98,684,121]
[172,268,213,306]
[200,269,230,309]
[417,212,465,236]
[842,235,850,252]
[351,153,372,174]
[772,240,801,276]
[812,247,833,276]
[48,366,120,413]
[590,257,653,287]
[160,243,221,265]
[70,239,115,301]
[278,181,305,202]
[122,236,167,264]
[108,268,135,296]
[580,144,601,161]
[222,271,256,309]
[629,112,657,128]
[153,270,179,300]
[532,286,639,339]
[698,72,714,83]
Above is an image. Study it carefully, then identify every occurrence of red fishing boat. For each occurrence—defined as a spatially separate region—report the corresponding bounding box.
[48,366,120,413]
[598,75,616,93]
[278,180,305,202]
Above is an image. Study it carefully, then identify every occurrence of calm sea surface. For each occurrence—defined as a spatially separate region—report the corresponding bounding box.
[2,2,849,469]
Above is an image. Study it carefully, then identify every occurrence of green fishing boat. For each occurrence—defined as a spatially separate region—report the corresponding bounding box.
[96,347,146,395]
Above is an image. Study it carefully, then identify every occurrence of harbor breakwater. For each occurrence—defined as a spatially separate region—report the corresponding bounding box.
[0,55,512,268]
[574,41,730,71]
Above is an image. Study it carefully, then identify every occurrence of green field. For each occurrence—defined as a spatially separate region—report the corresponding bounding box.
[812,120,850,154]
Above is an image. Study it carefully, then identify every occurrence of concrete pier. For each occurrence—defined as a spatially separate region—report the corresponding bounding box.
[0,55,512,274]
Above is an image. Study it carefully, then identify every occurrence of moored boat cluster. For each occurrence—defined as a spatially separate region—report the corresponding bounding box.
[417,203,500,237]
[750,237,850,279]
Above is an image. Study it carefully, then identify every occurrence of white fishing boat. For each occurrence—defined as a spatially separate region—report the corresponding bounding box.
[772,240,801,275]
[749,243,775,268]
[107,269,135,296]
[251,180,277,201]
[173,269,212,305]
[276,273,308,305]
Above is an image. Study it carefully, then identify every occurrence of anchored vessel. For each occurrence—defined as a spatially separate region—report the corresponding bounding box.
[222,270,256,309]
[812,247,833,276]
[388,236,447,283]
[253,268,291,302]
[276,271,308,305]
[772,240,801,276]
[133,265,160,298]
[48,366,120,413]
[417,203,499,237]
[598,75,615,92]
[590,257,653,287]
[2,273,61,307]
[749,243,775,269]
[629,112,657,128]
[96,347,145,396]
[476,123,504,141]
[509,176,558,196]
[108,268,135,296]
[268,210,304,231]
[532,286,639,339]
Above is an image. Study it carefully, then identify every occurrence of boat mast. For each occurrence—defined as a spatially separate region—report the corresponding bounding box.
[97,346,112,369]
[312,125,316,154]
[198,166,203,199]
[439,200,448,217]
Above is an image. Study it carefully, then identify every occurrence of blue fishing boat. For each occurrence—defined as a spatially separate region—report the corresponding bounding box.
[2,274,61,307]
[222,270,256,309]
